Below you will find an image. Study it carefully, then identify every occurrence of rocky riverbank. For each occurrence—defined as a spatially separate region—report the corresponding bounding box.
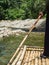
[0,19,46,37]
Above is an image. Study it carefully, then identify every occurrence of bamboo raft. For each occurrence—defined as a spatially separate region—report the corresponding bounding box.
[11,45,49,65]
[7,15,49,65]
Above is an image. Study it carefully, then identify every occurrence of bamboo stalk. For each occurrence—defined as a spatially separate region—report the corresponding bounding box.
[29,51,33,65]
[32,59,35,65]
[27,51,32,65]
[42,58,46,65]
[34,51,36,58]
[38,58,42,65]
[27,15,42,35]
[11,50,22,65]
[21,47,43,52]
[22,51,28,65]
[24,51,30,65]
[7,35,28,65]
[38,51,41,57]
[35,51,39,57]
[7,15,42,65]
[26,48,43,51]
[31,51,35,65]
[16,45,26,65]
[27,46,43,49]
[46,58,49,65]
[35,57,39,65]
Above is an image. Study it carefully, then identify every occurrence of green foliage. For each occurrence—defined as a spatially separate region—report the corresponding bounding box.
[0,0,45,20]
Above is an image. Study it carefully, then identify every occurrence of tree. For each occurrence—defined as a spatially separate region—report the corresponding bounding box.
[0,0,45,20]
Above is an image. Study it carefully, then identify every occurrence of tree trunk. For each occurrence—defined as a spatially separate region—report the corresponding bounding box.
[43,13,49,57]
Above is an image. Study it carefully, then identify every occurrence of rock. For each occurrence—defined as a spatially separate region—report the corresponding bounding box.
[0,19,46,38]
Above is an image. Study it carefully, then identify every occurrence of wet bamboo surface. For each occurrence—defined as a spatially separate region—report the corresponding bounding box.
[11,46,49,65]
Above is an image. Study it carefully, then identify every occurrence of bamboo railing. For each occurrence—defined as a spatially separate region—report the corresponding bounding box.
[7,15,42,65]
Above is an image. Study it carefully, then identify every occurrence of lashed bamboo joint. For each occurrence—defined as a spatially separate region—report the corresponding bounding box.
[11,46,49,65]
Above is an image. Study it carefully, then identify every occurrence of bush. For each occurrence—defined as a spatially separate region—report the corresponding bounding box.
[0,0,45,20]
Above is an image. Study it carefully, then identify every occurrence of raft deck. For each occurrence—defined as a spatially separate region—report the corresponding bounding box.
[11,46,49,65]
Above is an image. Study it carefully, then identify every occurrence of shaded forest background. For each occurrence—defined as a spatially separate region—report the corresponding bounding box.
[0,0,45,20]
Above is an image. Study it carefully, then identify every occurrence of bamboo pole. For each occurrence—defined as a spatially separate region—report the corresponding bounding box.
[22,51,27,64]
[38,51,41,57]
[35,57,39,65]
[21,47,43,52]
[31,51,35,65]
[38,58,42,65]
[35,51,38,57]
[46,58,49,65]
[24,51,30,65]
[28,51,33,65]
[7,15,42,65]
[22,50,28,65]
[42,58,46,65]
[27,51,32,65]
[11,50,22,65]
[16,45,26,65]
[27,46,43,49]
[26,48,43,51]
